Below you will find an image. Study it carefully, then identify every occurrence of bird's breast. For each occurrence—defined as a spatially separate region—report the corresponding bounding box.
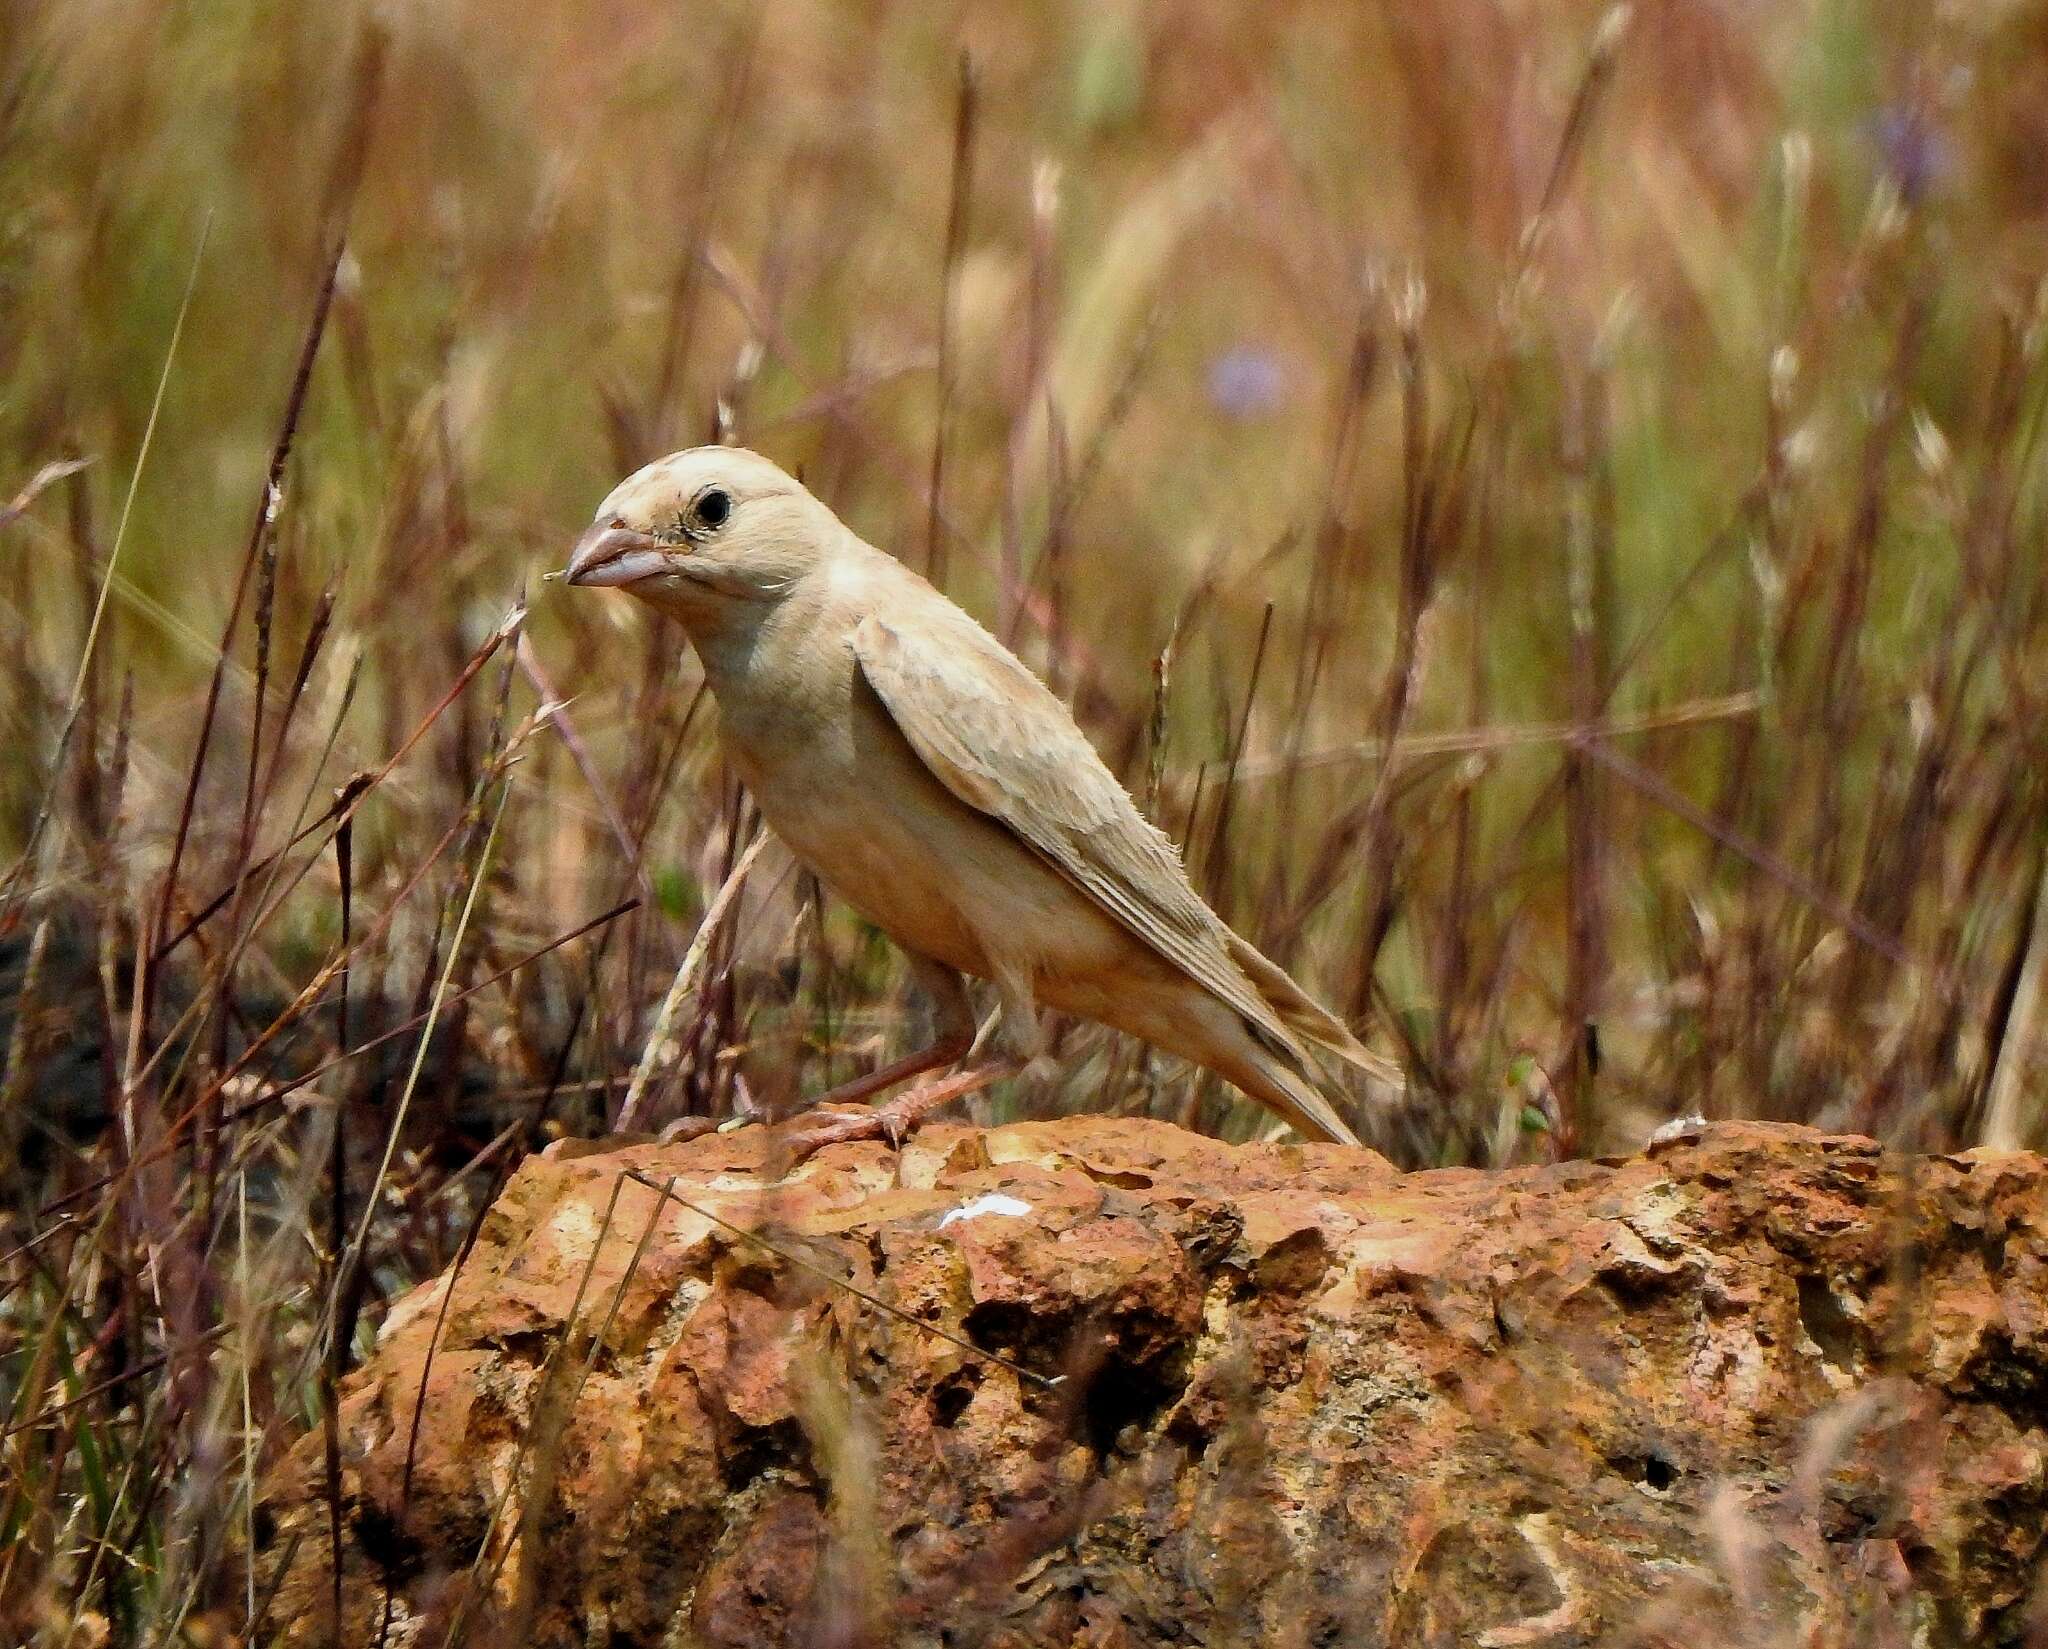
[713,667,1120,985]
[709,666,984,971]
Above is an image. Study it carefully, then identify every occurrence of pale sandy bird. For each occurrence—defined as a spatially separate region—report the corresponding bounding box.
[564,447,1397,1156]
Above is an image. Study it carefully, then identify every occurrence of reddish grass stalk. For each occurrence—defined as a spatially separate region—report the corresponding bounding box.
[150,239,348,986]
[925,50,979,587]
[1201,602,1274,913]
[320,799,356,1640]
[1557,368,1615,1153]
[152,606,520,968]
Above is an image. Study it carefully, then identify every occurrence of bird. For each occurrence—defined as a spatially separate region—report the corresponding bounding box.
[563,447,1399,1159]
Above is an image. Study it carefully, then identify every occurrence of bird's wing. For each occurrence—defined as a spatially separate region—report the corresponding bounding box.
[1222,929,1404,1088]
[850,609,1304,1058]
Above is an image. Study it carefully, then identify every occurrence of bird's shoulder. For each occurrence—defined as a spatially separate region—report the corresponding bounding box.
[847,578,1212,934]
[846,567,1123,829]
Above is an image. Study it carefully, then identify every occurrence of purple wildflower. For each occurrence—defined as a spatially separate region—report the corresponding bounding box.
[1206,345,1288,420]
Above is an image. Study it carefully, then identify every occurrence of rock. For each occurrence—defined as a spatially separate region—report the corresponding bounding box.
[259,1119,2048,1647]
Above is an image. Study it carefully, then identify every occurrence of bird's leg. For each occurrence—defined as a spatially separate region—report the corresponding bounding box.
[782,956,975,1114]
[780,1054,1024,1162]
[791,1029,973,1111]
[778,965,1039,1165]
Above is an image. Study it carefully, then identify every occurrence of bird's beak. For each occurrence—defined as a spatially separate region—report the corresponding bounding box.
[563,522,670,589]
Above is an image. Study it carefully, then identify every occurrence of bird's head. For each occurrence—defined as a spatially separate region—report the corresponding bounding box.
[563,447,836,615]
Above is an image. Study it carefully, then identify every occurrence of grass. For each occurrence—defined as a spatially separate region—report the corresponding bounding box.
[1,0,2045,1638]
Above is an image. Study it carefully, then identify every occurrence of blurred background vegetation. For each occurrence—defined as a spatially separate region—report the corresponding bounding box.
[2,0,2046,1635]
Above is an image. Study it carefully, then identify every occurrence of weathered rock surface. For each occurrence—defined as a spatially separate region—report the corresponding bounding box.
[261,1119,2048,1647]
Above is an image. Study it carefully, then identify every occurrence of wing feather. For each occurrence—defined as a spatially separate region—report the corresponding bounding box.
[850,610,1311,1064]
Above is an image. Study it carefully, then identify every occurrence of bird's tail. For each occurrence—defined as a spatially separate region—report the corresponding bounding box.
[1235,1036,1364,1147]
[1225,932,1406,1093]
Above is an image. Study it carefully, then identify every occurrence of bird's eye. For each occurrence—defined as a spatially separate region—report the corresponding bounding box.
[694,488,732,530]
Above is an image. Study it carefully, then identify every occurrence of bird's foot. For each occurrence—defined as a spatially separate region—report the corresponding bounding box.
[776,1105,904,1162]
[779,1057,1020,1167]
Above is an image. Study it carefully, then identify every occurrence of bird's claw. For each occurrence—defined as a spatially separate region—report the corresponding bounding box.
[777,1108,890,1167]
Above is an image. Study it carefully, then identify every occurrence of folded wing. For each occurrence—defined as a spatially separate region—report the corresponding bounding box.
[850,608,1396,1116]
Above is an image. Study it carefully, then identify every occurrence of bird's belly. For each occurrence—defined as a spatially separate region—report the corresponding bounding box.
[769,786,999,973]
[728,720,1136,988]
